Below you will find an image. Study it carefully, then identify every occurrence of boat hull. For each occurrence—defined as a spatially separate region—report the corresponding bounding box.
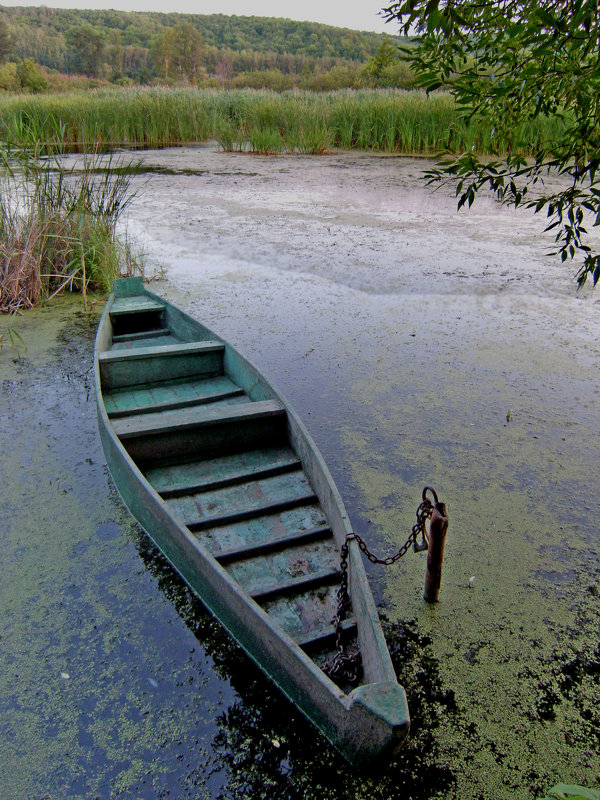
[94,277,409,768]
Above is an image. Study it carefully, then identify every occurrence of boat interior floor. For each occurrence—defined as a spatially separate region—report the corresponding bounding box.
[102,295,358,673]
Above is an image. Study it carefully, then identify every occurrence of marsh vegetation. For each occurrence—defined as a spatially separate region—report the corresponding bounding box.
[0,88,564,156]
[0,119,140,313]
[0,86,565,313]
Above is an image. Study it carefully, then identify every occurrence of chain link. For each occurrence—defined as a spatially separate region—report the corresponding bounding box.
[323,487,438,684]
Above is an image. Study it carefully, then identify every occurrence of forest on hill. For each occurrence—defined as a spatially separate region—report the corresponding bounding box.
[0,6,411,91]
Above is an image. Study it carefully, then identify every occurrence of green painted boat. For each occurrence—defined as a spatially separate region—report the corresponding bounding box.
[94,276,409,768]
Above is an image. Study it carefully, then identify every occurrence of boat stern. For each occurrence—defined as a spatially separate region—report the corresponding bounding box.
[340,680,410,770]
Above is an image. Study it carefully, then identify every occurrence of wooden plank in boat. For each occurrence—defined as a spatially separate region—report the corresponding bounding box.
[104,375,245,418]
[100,340,223,364]
[259,583,339,641]
[113,399,285,439]
[112,275,145,297]
[145,446,301,496]
[223,537,340,600]
[121,412,288,466]
[167,469,314,529]
[110,335,181,351]
[249,568,340,602]
[99,341,225,389]
[215,525,330,564]
[257,576,357,651]
[110,295,166,316]
[112,328,170,344]
[192,503,328,557]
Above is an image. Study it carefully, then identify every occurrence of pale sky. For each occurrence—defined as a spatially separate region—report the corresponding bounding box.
[4,1,399,34]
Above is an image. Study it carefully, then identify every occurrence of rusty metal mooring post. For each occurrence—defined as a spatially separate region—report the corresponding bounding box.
[423,500,449,603]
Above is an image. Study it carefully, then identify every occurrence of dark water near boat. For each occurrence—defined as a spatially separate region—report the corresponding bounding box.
[1,146,599,799]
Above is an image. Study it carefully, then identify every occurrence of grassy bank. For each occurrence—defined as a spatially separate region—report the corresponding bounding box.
[0,88,564,155]
[0,134,140,313]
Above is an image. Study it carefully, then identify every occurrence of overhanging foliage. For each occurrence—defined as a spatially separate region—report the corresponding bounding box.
[383,0,600,286]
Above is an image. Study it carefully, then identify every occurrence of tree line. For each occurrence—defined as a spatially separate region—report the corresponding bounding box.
[0,6,412,90]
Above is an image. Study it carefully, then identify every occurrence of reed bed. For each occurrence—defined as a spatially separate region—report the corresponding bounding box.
[0,135,140,313]
[0,88,564,156]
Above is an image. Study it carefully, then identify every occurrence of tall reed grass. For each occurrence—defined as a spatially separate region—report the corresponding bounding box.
[0,120,140,313]
[0,88,565,157]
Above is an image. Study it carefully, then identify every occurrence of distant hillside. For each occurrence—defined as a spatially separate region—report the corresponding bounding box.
[0,5,401,83]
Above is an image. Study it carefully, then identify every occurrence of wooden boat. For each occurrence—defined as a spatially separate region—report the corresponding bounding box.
[94,276,409,768]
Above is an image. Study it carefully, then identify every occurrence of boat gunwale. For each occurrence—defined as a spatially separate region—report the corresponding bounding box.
[93,281,410,767]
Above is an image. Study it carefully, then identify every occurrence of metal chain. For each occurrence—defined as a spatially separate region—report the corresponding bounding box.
[323,487,438,684]
[323,539,362,684]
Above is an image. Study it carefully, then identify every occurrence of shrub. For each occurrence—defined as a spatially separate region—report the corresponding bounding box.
[0,62,20,92]
[17,59,49,94]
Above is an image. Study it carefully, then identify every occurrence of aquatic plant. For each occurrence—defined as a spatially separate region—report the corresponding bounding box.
[0,309,24,352]
[0,88,564,157]
[0,116,141,312]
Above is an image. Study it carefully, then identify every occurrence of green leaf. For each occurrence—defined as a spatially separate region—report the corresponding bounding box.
[385,0,600,287]
[545,786,600,800]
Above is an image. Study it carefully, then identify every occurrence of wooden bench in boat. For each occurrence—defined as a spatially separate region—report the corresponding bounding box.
[113,399,285,439]
[98,341,225,389]
[114,399,288,465]
[109,293,168,338]
[109,295,166,316]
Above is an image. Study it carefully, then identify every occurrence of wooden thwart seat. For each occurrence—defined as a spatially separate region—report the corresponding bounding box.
[190,502,329,565]
[157,456,300,497]
[99,340,225,390]
[146,446,302,496]
[248,568,340,602]
[114,399,288,466]
[104,376,245,419]
[109,294,167,338]
[111,329,171,344]
[109,295,166,316]
[113,399,285,440]
[99,340,224,367]
[187,495,317,533]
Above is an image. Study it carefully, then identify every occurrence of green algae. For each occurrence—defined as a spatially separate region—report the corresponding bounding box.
[0,300,456,800]
[340,299,600,800]
[0,302,236,799]
[1,293,597,799]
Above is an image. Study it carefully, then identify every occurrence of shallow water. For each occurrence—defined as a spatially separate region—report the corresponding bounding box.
[2,145,599,799]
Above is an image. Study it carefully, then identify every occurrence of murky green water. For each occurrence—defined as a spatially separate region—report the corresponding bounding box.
[0,304,230,798]
[1,147,599,799]
[0,302,457,799]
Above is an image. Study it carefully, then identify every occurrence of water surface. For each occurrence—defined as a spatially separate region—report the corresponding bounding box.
[1,146,599,799]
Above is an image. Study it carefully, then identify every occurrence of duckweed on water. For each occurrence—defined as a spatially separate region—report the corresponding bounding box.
[341,303,600,799]
[1,289,597,799]
[0,301,479,800]
[0,303,233,798]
